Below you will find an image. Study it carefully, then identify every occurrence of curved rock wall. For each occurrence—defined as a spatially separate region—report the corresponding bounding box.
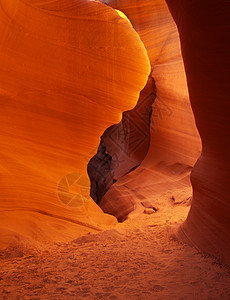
[0,0,150,247]
[99,0,201,221]
[166,0,230,266]
[2,0,227,266]
[88,76,156,207]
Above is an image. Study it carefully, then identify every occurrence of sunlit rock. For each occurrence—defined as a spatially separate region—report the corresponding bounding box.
[0,0,149,248]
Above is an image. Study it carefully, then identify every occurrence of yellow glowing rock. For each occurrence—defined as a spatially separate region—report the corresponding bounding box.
[0,0,150,247]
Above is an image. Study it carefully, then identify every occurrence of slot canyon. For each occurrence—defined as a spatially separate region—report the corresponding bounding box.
[0,0,230,299]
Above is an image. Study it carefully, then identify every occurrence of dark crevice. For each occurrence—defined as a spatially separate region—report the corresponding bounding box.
[87,75,157,206]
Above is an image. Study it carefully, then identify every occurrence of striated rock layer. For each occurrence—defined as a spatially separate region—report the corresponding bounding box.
[88,76,156,208]
[0,0,150,248]
[2,0,228,268]
[166,0,230,266]
[99,0,201,221]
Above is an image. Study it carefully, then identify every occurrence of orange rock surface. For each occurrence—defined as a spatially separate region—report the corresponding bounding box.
[0,0,150,248]
[1,0,229,268]
[99,0,201,221]
[98,0,230,267]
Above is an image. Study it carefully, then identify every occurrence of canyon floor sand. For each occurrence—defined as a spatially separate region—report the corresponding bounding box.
[1,192,230,299]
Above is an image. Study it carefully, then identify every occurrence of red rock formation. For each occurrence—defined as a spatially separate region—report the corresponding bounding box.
[166,0,230,266]
[2,0,228,268]
[0,0,150,248]
[99,0,201,221]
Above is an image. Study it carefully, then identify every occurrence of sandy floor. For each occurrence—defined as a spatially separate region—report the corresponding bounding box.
[1,195,230,300]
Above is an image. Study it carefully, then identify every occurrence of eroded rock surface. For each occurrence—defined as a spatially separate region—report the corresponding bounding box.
[88,76,156,206]
[0,0,149,247]
[166,0,230,266]
[98,0,201,221]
